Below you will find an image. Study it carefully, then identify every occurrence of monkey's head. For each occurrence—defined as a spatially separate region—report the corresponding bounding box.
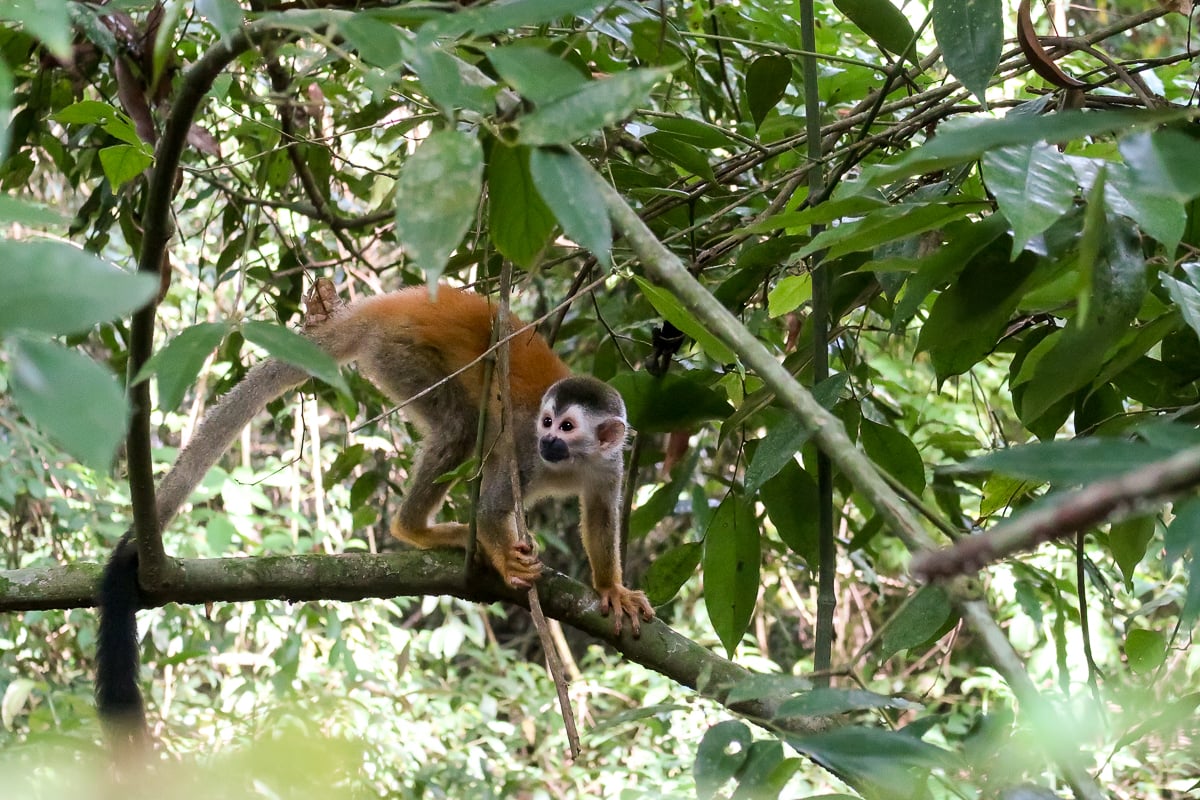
[537,377,628,469]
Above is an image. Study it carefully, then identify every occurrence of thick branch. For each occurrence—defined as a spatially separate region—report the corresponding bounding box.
[0,551,808,730]
[598,176,1106,800]
[913,444,1200,580]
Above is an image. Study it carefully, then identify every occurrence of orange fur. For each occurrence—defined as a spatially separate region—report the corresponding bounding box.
[352,286,571,406]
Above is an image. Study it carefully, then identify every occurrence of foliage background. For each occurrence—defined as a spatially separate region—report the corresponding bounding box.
[1,0,1200,798]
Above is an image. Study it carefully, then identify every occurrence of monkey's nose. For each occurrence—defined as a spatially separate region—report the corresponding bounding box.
[539,436,569,462]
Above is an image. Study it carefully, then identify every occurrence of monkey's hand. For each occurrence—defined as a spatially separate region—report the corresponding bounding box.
[493,540,543,589]
[303,277,343,329]
[598,585,655,638]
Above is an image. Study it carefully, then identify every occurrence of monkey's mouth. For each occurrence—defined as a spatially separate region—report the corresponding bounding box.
[539,437,570,463]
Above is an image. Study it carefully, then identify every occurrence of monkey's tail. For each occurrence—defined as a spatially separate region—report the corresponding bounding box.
[96,531,148,748]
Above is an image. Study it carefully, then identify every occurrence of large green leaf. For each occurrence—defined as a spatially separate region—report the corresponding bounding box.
[394,130,484,284]
[9,338,128,472]
[608,370,733,432]
[861,418,926,494]
[744,412,811,493]
[832,0,918,63]
[0,0,71,60]
[419,0,605,41]
[642,541,702,607]
[703,493,760,657]
[860,108,1190,188]
[0,240,158,336]
[778,688,920,718]
[1019,208,1145,422]
[968,438,1180,485]
[529,146,612,266]
[916,247,1040,382]
[932,0,1002,106]
[488,44,589,105]
[745,55,791,130]
[634,277,737,364]
[788,727,954,797]
[99,144,154,189]
[761,459,819,567]
[879,585,955,660]
[796,201,984,261]
[488,144,556,269]
[1119,126,1200,203]
[134,322,230,411]
[518,68,670,146]
[1109,515,1155,590]
[242,321,351,396]
[983,143,1075,256]
[695,720,752,800]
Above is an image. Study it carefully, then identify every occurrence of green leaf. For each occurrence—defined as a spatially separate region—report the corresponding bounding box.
[917,248,1040,382]
[642,133,714,180]
[761,459,819,567]
[1019,212,1145,422]
[53,100,141,145]
[788,727,954,797]
[1162,271,1200,341]
[196,0,244,37]
[744,414,811,494]
[642,541,703,606]
[862,108,1190,187]
[1109,515,1155,590]
[796,201,984,261]
[861,418,926,494]
[778,688,920,718]
[695,720,752,800]
[879,586,954,660]
[488,144,556,268]
[1119,126,1200,203]
[528,147,612,266]
[630,448,700,538]
[10,338,128,472]
[1107,164,1186,253]
[745,55,791,130]
[99,144,154,190]
[1125,628,1166,675]
[241,321,351,396]
[488,44,589,105]
[419,0,605,41]
[0,60,12,165]
[340,12,409,69]
[724,674,813,705]
[0,240,158,336]
[1164,496,1200,566]
[832,0,918,63]
[404,43,497,117]
[634,277,738,364]
[767,274,812,318]
[983,143,1075,256]
[0,0,71,60]
[932,0,1002,106]
[394,130,484,284]
[518,68,670,146]
[608,371,733,432]
[134,322,230,411]
[0,195,69,227]
[703,494,760,657]
[968,438,1179,485]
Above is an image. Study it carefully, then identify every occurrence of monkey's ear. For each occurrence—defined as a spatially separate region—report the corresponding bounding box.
[597,418,627,449]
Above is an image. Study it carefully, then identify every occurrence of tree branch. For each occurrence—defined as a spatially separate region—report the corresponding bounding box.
[0,551,814,732]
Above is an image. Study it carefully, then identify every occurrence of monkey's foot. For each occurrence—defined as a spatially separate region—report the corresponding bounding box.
[303,277,343,330]
[487,540,543,590]
[598,585,655,638]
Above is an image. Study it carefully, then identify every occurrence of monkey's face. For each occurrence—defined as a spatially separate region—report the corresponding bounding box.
[538,407,584,465]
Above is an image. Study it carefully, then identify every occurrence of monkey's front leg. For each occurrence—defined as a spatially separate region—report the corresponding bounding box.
[582,487,655,636]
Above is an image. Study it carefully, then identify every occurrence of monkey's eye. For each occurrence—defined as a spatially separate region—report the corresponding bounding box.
[542,416,553,428]
[560,420,575,432]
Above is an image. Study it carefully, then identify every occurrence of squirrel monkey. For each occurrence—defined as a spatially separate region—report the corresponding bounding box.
[97,279,655,748]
